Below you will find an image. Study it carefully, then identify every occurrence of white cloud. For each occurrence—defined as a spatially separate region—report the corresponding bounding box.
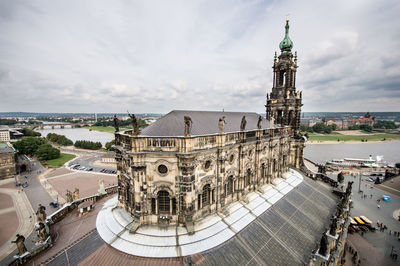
[0,0,399,113]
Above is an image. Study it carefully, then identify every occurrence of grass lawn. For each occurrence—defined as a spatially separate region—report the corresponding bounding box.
[45,153,76,167]
[84,126,130,133]
[308,133,400,142]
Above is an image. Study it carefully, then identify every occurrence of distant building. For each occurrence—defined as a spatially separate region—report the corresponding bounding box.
[0,142,17,179]
[0,127,11,141]
[101,151,116,164]
[347,112,375,127]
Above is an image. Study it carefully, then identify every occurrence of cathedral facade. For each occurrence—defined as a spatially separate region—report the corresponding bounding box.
[114,19,305,227]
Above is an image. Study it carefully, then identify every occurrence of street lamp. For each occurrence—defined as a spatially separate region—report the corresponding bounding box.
[358,171,362,193]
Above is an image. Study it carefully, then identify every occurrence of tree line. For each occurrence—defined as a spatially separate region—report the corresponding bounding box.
[94,117,147,128]
[46,133,73,146]
[74,140,102,150]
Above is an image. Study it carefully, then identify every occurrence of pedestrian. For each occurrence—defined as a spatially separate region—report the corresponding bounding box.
[377,204,380,209]
[390,230,391,235]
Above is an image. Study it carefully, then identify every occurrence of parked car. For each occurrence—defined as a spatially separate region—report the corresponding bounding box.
[87,168,93,171]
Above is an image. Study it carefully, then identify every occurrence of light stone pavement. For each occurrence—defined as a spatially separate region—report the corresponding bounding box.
[328,171,400,264]
[0,179,36,262]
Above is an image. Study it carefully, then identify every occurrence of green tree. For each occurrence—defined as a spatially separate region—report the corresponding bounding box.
[74,140,102,150]
[21,128,41,137]
[35,143,60,160]
[395,162,400,168]
[359,124,372,132]
[374,120,397,129]
[312,123,326,133]
[105,140,115,151]
[13,137,47,156]
[46,133,73,146]
[0,119,17,125]
[328,124,337,131]
[323,126,332,134]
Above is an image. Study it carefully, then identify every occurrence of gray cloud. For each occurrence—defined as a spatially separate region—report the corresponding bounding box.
[0,0,399,113]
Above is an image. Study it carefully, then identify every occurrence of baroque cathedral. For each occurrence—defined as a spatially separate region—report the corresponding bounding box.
[114,19,305,227]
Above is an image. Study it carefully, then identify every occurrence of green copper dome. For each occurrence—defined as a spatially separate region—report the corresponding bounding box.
[279,19,293,55]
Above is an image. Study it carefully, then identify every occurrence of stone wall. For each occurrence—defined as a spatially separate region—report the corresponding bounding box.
[116,127,305,226]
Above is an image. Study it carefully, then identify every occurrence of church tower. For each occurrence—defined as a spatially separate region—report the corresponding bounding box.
[266,19,302,133]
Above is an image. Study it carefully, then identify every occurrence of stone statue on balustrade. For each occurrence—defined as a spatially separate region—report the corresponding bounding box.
[128,110,140,135]
[73,188,80,200]
[257,116,263,130]
[12,234,27,256]
[335,201,344,218]
[113,115,119,132]
[218,116,226,134]
[270,116,275,128]
[66,190,73,203]
[98,179,106,195]
[36,204,47,223]
[329,216,338,236]
[346,181,353,196]
[36,222,49,243]
[240,116,247,131]
[184,116,193,137]
[337,172,344,184]
[318,232,328,256]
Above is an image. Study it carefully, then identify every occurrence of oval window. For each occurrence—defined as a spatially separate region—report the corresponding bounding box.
[229,154,234,163]
[204,160,211,170]
[158,164,168,174]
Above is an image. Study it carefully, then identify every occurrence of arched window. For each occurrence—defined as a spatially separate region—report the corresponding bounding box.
[279,71,284,86]
[246,169,251,186]
[261,163,265,179]
[202,184,211,206]
[158,190,170,214]
[227,176,234,195]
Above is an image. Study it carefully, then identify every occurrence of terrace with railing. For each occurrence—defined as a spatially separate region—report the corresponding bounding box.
[116,126,291,153]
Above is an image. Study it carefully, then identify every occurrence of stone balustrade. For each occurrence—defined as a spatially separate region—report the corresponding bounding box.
[116,126,290,153]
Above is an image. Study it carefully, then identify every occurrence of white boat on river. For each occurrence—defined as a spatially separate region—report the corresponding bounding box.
[326,155,387,168]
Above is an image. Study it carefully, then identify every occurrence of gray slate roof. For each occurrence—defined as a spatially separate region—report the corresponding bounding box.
[44,176,338,266]
[0,143,14,154]
[141,110,270,137]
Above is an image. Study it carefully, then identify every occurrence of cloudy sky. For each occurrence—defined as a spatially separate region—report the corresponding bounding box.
[0,0,399,114]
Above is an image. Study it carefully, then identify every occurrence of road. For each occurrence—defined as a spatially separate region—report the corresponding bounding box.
[328,171,400,263]
[59,147,116,173]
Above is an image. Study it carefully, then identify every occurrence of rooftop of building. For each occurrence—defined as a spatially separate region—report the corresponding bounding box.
[40,174,338,265]
[141,110,270,137]
[0,143,14,154]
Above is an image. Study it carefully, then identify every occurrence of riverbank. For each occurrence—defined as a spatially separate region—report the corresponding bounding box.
[84,126,130,133]
[307,133,400,143]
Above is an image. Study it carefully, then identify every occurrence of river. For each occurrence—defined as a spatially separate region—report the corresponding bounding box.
[305,141,400,165]
[34,127,400,164]
[35,127,114,146]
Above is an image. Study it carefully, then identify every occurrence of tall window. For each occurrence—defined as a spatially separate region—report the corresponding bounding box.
[279,71,284,86]
[158,190,170,214]
[227,176,234,195]
[172,198,177,215]
[202,184,211,206]
[151,198,156,213]
[261,163,265,179]
[246,169,251,186]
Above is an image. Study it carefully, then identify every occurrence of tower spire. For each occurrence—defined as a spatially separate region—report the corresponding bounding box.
[279,19,293,55]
